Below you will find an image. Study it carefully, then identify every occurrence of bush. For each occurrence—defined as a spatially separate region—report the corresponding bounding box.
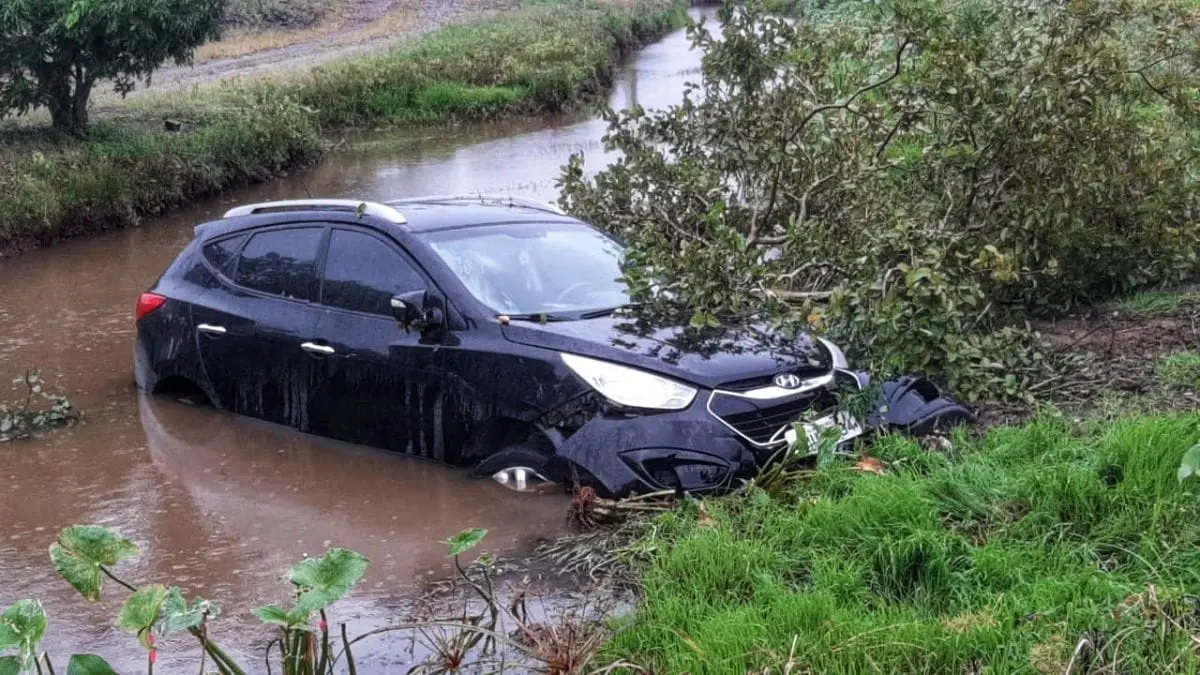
[559,0,1200,400]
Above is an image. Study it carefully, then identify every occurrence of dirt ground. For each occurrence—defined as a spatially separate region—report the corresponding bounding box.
[976,289,1200,426]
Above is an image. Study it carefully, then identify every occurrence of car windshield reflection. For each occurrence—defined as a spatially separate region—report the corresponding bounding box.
[423,222,631,317]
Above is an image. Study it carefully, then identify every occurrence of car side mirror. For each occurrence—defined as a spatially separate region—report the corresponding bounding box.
[390,291,444,332]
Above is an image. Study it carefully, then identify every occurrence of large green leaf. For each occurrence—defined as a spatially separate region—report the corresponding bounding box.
[287,548,369,617]
[159,588,217,635]
[66,654,119,675]
[117,585,168,649]
[0,656,21,675]
[0,600,47,671]
[48,526,138,601]
[1179,443,1200,483]
[253,605,305,630]
[445,528,488,557]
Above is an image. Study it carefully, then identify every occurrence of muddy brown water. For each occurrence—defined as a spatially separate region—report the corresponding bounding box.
[0,9,713,671]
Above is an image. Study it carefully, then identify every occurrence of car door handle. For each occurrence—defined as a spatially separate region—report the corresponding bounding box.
[300,342,335,355]
[197,323,227,335]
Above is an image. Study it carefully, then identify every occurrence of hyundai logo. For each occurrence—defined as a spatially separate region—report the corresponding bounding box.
[773,373,803,389]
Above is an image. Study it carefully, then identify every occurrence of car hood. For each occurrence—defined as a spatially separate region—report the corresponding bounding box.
[499,312,831,390]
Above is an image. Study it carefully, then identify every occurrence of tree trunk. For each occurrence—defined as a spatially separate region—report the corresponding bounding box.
[43,68,91,135]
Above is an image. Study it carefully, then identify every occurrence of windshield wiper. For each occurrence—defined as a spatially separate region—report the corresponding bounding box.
[578,304,633,320]
[500,312,572,323]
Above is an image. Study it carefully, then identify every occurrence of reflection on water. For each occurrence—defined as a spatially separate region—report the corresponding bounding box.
[0,6,717,666]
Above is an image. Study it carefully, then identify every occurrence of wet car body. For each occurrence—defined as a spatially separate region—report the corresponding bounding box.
[135,196,972,498]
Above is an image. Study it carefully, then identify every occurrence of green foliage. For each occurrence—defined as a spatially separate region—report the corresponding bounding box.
[0,91,323,253]
[603,414,1200,672]
[283,0,684,127]
[446,528,489,557]
[0,0,225,132]
[48,526,138,602]
[65,655,118,675]
[559,0,1200,400]
[1157,351,1200,389]
[0,600,47,673]
[1178,443,1200,482]
[0,370,77,441]
[255,547,369,630]
[1112,289,1200,317]
[116,586,168,650]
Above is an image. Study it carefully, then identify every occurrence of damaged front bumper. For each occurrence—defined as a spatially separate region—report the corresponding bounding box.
[522,372,974,499]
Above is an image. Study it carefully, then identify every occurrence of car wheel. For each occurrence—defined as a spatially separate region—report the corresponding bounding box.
[472,443,555,491]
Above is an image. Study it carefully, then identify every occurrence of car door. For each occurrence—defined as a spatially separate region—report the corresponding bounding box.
[193,224,327,430]
[305,227,456,460]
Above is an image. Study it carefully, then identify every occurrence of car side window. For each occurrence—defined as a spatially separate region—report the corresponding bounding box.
[234,227,324,301]
[202,234,246,277]
[320,229,426,316]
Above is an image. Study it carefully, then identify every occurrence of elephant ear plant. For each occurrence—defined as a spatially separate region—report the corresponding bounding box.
[0,524,371,674]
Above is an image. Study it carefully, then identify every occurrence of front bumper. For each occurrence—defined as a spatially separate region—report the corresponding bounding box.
[545,384,840,498]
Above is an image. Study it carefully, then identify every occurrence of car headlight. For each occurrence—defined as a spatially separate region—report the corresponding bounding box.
[561,353,697,410]
[819,338,850,370]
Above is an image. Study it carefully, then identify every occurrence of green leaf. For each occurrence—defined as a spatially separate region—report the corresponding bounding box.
[48,526,138,601]
[0,656,20,675]
[117,585,168,649]
[0,600,47,670]
[159,588,216,635]
[1178,443,1200,483]
[66,654,119,675]
[253,605,304,630]
[287,548,370,617]
[445,528,488,557]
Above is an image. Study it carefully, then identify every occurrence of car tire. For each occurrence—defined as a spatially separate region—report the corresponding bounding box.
[472,443,554,480]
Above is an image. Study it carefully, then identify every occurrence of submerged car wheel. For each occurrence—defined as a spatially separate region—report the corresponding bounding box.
[473,443,555,492]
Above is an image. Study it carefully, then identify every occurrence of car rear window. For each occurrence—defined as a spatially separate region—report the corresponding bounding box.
[320,229,425,316]
[234,227,324,301]
[202,235,245,276]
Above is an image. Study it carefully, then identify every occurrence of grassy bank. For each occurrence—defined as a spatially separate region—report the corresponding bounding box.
[0,0,684,257]
[600,414,1200,673]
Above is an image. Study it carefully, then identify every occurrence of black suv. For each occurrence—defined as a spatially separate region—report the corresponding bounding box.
[134,195,970,497]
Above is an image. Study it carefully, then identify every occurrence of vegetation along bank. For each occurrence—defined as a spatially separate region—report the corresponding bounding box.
[0,0,685,258]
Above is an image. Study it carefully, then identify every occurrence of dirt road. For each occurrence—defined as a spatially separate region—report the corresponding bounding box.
[138,0,517,93]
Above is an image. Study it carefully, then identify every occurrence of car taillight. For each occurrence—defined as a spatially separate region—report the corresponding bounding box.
[136,292,167,322]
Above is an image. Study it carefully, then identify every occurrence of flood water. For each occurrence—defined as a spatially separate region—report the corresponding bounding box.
[0,8,714,671]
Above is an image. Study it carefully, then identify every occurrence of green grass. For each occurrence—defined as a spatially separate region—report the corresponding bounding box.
[602,414,1200,673]
[1112,289,1200,317]
[1158,352,1200,389]
[0,92,323,250]
[279,0,684,126]
[0,0,683,254]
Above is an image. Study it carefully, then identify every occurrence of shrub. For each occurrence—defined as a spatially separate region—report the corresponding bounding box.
[559,0,1200,399]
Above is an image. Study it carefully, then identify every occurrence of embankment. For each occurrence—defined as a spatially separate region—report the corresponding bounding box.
[0,0,684,258]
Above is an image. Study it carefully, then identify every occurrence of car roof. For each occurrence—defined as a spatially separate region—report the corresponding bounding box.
[194,195,582,240]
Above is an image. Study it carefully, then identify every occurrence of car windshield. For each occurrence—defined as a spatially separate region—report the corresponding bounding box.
[423,221,631,317]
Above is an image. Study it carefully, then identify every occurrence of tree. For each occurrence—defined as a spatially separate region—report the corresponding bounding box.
[0,0,225,134]
[559,0,1200,399]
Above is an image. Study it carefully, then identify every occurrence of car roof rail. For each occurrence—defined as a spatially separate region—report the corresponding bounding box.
[386,193,567,216]
[222,199,408,224]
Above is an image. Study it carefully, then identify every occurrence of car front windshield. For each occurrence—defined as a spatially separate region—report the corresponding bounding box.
[424,221,631,317]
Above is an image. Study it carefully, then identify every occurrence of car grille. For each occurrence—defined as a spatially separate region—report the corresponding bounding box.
[708,389,835,446]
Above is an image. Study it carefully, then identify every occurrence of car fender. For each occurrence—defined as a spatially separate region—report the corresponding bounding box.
[866,375,976,436]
